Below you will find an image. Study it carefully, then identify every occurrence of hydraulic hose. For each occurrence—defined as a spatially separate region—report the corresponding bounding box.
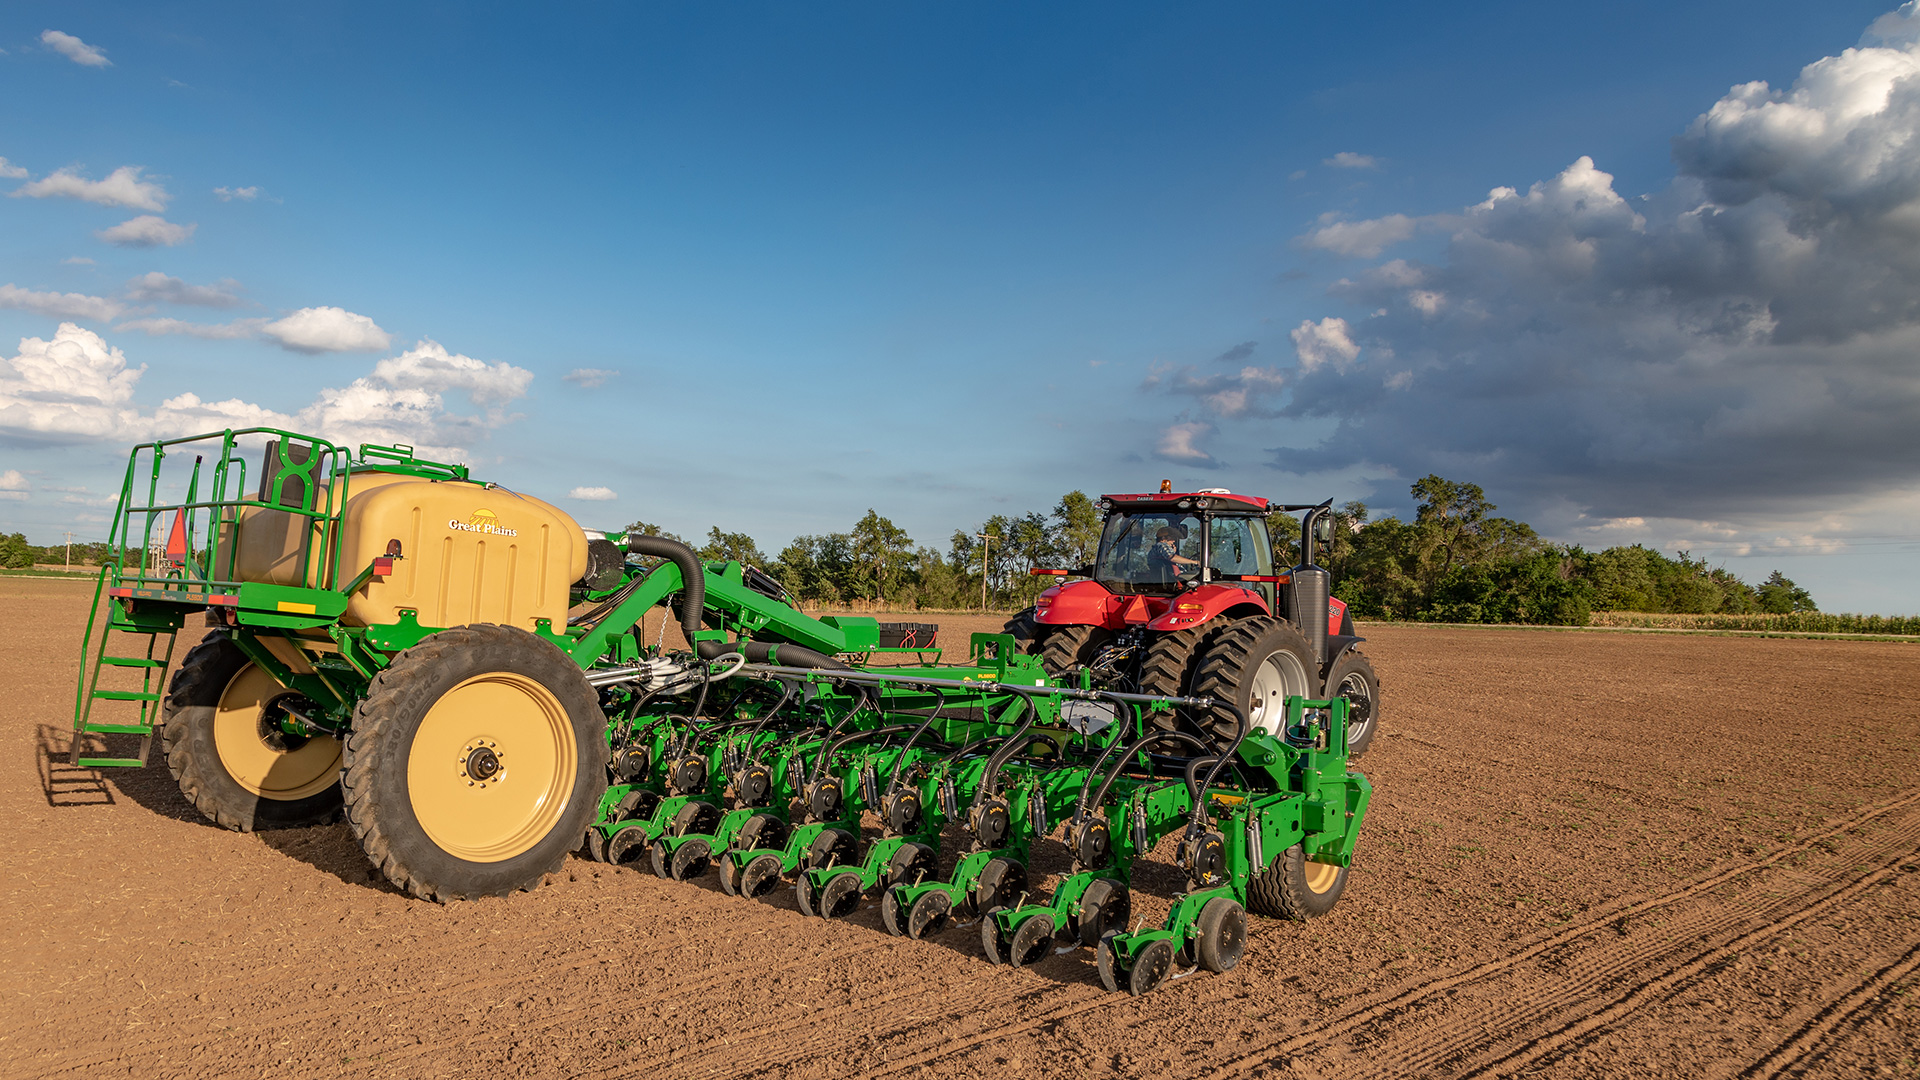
[1081,730,1213,823]
[696,639,849,670]
[628,535,705,642]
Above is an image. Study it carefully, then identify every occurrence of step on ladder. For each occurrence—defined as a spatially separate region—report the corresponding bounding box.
[70,567,182,768]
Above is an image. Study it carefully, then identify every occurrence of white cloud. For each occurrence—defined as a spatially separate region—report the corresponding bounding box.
[567,486,618,501]
[41,30,110,68]
[14,166,165,211]
[1301,213,1421,257]
[95,215,195,247]
[0,469,27,501]
[1324,151,1381,170]
[0,325,534,461]
[562,367,617,388]
[1156,421,1218,465]
[0,283,122,322]
[369,340,532,406]
[0,324,146,443]
[212,186,260,202]
[1262,3,1920,529]
[1290,317,1360,373]
[61,256,94,266]
[0,158,27,180]
[122,272,245,308]
[261,306,391,354]
[115,316,267,339]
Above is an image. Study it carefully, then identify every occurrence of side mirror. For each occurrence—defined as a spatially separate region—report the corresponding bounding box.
[1314,517,1334,543]
[1074,564,1094,577]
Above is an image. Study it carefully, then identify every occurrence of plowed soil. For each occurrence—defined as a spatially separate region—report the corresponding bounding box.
[4,576,1918,1079]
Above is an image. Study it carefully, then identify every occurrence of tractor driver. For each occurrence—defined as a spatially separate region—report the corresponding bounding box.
[1148,524,1199,580]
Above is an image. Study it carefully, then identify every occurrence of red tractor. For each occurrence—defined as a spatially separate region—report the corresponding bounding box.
[1005,485,1379,756]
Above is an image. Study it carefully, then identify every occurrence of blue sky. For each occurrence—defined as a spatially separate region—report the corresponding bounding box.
[3,1,1917,612]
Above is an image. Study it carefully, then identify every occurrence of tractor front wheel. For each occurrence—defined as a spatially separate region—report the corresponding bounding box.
[162,633,343,831]
[1327,648,1381,759]
[342,624,608,901]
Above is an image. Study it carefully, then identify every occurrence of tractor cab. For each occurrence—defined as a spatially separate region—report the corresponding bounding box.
[1091,488,1278,607]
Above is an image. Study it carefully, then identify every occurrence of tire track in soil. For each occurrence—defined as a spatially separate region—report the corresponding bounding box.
[1171,786,1920,1080]
[1731,939,1920,1080]
[1345,809,1920,1078]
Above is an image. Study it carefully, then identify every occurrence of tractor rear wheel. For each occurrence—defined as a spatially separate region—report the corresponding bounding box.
[342,624,608,902]
[162,633,344,831]
[1036,625,1112,680]
[1327,648,1381,759]
[1247,844,1349,921]
[1188,617,1317,746]
[1137,621,1239,732]
[1001,607,1040,650]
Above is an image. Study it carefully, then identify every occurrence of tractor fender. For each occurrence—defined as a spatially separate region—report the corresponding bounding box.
[1144,584,1269,632]
[1321,634,1366,692]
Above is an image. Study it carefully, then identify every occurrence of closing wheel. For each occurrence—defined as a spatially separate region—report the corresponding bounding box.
[1070,879,1131,948]
[795,871,818,917]
[1196,896,1247,973]
[342,624,607,902]
[880,888,907,936]
[806,828,859,872]
[605,827,650,868]
[817,871,864,919]
[648,839,671,879]
[884,842,938,889]
[1248,843,1350,920]
[1129,938,1177,996]
[670,839,712,882]
[1009,913,1055,968]
[741,853,785,899]
[717,853,742,896]
[1190,616,1317,746]
[162,633,343,832]
[583,827,608,863]
[979,906,1012,965]
[907,890,952,939]
[1327,648,1381,759]
[1095,933,1122,992]
[971,857,1028,916]
[736,812,789,854]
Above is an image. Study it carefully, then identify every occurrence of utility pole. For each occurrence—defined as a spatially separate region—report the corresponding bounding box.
[976,532,997,612]
[64,530,76,570]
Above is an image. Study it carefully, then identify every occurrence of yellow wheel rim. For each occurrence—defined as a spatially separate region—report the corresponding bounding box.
[405,672,577,863]
[1303,859,1342,895]
[212,664,343,801]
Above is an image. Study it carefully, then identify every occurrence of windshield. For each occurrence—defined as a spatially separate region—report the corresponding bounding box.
[1094,512,1275,595]
[1094,512,1203,595]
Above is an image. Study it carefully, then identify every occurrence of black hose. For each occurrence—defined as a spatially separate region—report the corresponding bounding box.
[696,638,848,670]
[1187,704,1250,829]
[886,689,947,793]
[1082,731,1213,821]
[628,535,706,642]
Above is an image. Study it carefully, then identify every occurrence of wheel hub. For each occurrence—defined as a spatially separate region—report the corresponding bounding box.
[464,744,503,783]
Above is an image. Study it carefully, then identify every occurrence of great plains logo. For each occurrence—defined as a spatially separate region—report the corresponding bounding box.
[448,508,519,537]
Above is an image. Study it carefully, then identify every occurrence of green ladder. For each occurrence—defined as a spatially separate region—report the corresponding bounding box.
[70,567,182,768]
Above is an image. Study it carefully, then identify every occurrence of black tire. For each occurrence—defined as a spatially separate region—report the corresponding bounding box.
[1195,896,1246,972]
[1247,843,1349,921]
[1326,649,1381,760]
[162,633,343,832]
[1002,607,1040,650]
[1189,616,1317,746]
[341,624,609,902]
[1137,621,1238,733]
[1036,625,1112,680]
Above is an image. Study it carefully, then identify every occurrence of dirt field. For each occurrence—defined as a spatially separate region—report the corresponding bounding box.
[4,575,1917,1079]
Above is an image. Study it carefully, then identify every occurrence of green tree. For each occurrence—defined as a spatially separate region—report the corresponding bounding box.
[0,532,32,569]
[1051,491,1102,567]
[1757,570,1817,613]
[850,510,914,603]
[696,526,767,567]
